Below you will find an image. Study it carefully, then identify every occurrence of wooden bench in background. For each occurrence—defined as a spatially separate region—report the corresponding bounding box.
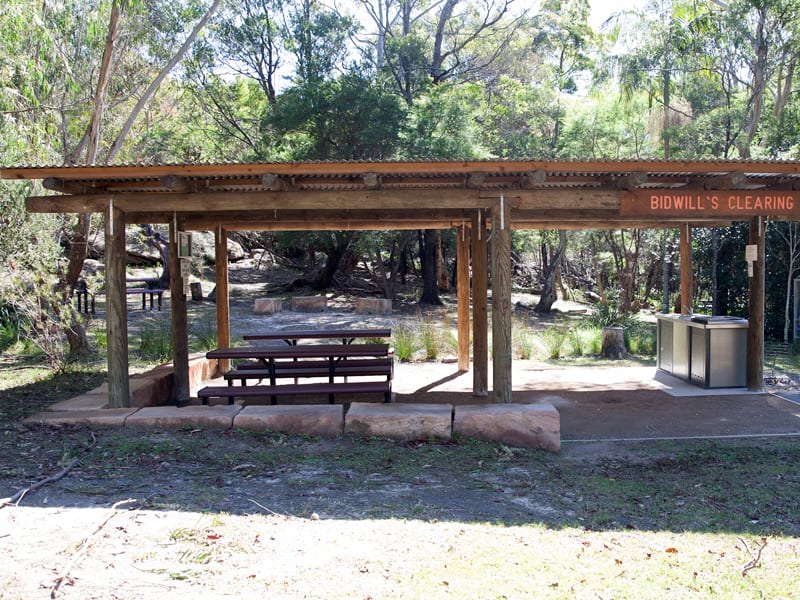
[126,287,165,311]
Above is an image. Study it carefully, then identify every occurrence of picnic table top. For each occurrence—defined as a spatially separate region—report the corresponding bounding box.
[243,328,391,343]
[207,343,391,361]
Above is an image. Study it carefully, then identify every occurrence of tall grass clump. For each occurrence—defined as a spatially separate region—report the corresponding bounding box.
[542,326,567,359]
[625,322,657,356]
[192,319,218,352]
[512,320,535,359]
[137,316,173,362]
[567,328,586,357]
[420,315,439,360]
[392,323,418,362]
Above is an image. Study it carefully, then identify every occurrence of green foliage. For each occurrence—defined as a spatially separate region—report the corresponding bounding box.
[0,302,22,352]
[512,321,535,360]
[586,291,639,329]
[542,326,568,360]
[400,83,491,159]
[192,319,218,353]
[392,323,418,362]
[137,316,173,363]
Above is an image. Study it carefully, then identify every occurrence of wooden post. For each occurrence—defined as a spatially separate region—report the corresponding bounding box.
[215,225,231,373]
[491,198,512,403]
[169,218,190,405]
[680,223,693,314]
[105,204,130,408]
[747,216,765,391]
[456,222,470,372]
[472,211,488,396]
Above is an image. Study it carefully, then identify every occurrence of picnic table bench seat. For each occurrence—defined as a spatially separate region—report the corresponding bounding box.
[224,363,393,385]
[197,380,392,405]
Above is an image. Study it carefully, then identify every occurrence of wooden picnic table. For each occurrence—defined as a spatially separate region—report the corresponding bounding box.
[243,327,391,345]
[202,343,393,404]
[126,277,159,289]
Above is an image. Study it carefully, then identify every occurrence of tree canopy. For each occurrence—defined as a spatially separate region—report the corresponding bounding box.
[2,0,800,349]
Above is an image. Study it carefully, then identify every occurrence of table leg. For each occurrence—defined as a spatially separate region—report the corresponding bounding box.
[269,358,277,404]
[328,357,335,403]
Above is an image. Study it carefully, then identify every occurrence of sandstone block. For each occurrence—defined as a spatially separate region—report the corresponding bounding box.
[125,405,241,430]
[129,376,162,408]
[234,405,343,437]
[355,297,392,315]
[49,392,108,411]
[23,408,136,427]
[453,403,560,452]
[291,296,326,312]
[254,298,283,314]
[345,402,452,441]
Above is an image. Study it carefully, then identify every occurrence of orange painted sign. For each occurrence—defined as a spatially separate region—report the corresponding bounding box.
[620,189,800,218]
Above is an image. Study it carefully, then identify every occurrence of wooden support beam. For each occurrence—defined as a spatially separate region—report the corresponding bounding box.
[472,210,488,396]
[169,218,190,405]
[705,172,747,189]
[26,189,487,213]
[491,198,512,403]
[680,223,693,314]
[614,171,648,190]
[457,222,471,372]
[105,204,130,408]
[521,170,547,188]
[261,173,290,191]
[43,177,102,194]
[363,172,380,189]
[747,216,765,391]
[467,172,486,189]
[160,174,191,192]
[215,225,231,374]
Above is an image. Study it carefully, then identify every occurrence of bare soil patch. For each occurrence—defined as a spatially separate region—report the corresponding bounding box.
[1,424,799,599]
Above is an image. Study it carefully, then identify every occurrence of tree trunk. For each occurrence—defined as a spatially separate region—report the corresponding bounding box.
[419,229,443,305]
[142,225,170,288]
[536,230,567,312]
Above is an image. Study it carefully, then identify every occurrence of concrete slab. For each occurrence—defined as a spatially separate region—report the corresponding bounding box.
[454,404,560,452]
[234,405,344,436]
[345,402,452,441]
[125,405,242,430]
[49,392,108,411]
[22,408,136,427]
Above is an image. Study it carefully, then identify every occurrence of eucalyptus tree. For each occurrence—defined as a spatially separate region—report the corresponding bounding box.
[704,0,800,158]
[1,0,222,360]
[613,0,713,158]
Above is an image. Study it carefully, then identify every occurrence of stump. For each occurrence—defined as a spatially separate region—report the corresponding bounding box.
[190,282,203,301]
[601,326,626,360]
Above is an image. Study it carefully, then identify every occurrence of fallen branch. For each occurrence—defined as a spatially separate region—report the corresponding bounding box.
[248,497,298,519]
[740,536,767,575]
[50,498,139,598]
[0,458,79,508]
